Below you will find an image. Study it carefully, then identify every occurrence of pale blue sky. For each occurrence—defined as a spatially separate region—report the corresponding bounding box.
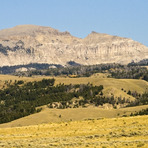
[0,0,148,46]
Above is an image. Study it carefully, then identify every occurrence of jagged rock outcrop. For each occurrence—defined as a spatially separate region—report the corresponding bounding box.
[0,25,147,66]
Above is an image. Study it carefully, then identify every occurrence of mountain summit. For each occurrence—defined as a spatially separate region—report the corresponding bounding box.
[0,25,147,66]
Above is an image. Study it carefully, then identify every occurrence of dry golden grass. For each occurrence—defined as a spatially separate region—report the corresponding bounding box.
[90,72,111,78]
[1,105,148,128]
[0,115,148,148]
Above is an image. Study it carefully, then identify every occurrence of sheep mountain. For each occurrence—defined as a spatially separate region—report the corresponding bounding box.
[0,25,148,67]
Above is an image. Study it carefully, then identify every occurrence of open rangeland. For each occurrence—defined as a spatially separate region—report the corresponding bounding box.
[0,105,148,128]
[0,115,148,148]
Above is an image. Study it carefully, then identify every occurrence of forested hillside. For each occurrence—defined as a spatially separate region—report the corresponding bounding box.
[0,78,104,123]
[0,78,148,124]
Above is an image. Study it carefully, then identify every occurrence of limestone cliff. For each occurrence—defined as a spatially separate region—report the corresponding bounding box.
[0,25,147,66]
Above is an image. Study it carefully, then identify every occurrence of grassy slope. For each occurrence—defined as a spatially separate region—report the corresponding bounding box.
[0,74,147,102]
[55,76,148,101]
[55,77,148,92]
[0,115,148,148]
[0,105,148,128]
[0,74,148,93]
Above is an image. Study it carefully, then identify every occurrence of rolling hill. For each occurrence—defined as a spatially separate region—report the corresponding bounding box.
[0,74,148,99]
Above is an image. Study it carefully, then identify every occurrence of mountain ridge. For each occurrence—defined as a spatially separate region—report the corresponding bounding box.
[0,24,148,66]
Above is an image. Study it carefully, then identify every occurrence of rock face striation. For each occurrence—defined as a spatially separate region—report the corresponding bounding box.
[0,25,148,66]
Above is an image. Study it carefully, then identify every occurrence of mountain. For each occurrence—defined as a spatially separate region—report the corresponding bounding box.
[0,25,148,66]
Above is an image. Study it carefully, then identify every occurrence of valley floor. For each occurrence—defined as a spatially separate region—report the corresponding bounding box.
[0,115,148,148]
[0,105,148,128]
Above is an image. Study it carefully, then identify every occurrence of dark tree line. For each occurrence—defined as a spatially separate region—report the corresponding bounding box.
[0,60,148,81]
[109,66,148,81]
[15,63,123,77]
[15,62,148,82]
[128,59,148,66]
[130,108,148,116]
[0,63,62,74]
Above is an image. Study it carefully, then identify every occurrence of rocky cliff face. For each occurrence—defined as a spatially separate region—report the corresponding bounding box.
[0,25,147,66]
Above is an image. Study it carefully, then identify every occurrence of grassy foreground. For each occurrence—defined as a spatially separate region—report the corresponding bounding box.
[0,115,148,148]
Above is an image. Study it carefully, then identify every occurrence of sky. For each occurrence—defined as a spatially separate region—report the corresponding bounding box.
[0,0,148,46]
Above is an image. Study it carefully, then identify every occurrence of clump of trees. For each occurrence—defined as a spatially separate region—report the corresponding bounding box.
[128,59,148,66]
[109,66,148,81]
[125,90,148,107]
[0,78,55,123]
[130,108,148,116]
